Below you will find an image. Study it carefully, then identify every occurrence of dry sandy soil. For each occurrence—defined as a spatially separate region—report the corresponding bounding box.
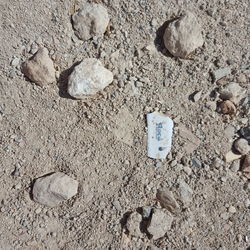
[0,0,249,249]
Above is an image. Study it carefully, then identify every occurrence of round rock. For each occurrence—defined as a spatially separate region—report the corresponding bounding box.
[21,47,56,86]
[72,3,109,41]
[68,58,113,99]
[234,138,250,155]
[32,172,78,207]
[163,11,204,58]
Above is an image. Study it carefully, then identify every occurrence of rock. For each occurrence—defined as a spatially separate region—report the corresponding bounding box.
[163,11,204,58]
[228,205,236,213]
[193,90,202,102]
[11,57,20,67]
[205,101,217,111]
[242,155,250,179]
[156,189,180,214]
[183,166,192,175]
[32,172,78,207]
[224,151,242,163]
[21,47,56,86]
[68,58,113,99]
[147,208,173,240]
[192,158,202,168]
[240,126,250,142]
[178,180,193,206]
[142,206,152,219]
[72,3,109,41]
[219,82,247,104]
[219,100,236,115]
[234,138,250,155]
[224,125,235,138]
[212,67,231,82]
[126,212,142,237]
[230,160,240,172]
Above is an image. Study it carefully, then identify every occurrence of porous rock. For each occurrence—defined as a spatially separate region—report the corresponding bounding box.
[21,47,55,86]
[163,11,204,58]
[147,208,173,240]
[33,172,78,207]
[72,3,109,41]
[68,58,113,99]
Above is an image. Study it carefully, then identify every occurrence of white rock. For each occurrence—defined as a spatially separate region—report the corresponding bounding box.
[72,3,109,41]
[219,82,247,105]
[212,67,231,82]
[68,58,113,99]
[147,208,173,240]
[163,12,204,58]
[32,172,78,207]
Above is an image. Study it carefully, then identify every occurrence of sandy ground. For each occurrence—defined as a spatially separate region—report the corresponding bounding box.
[0,0,249,249]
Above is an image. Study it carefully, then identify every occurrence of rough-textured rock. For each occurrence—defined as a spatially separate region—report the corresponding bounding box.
[234,138,250,155]
[21,47,55,86]
[147,209,173,240]
[126,212,142,237]
[72,3,109,41]
[33,172,78,207]
[68,58,113,99]
[219,100,236,115]
[242,155,250,179]
[156,189,180,214]
[219,82,247,104]
[163,12,204,58]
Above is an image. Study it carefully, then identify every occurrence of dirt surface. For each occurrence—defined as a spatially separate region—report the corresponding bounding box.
[0,0,249,249]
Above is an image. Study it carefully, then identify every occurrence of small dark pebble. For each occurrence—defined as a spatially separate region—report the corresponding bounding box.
[240,126,250,141]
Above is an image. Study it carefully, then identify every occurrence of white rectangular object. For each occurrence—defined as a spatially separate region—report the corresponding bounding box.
[147,112,174,159]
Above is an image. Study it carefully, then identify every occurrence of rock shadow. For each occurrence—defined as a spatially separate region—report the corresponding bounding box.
[58,61,81,99]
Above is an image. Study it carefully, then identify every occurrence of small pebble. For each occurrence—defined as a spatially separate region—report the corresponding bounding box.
[183,166,192,175]
[234,138,250,155]
[228,205,236,213]
[11,58,20,67]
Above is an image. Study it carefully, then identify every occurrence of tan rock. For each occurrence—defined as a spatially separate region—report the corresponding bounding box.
[21,47,56,86]
[219,100,236,115]
[156,189,180,214]
[72,3,109,41]
[163,11,204,58]
[33,172,78,207]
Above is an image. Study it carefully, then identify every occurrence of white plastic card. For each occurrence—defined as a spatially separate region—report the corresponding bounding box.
[147,112,174,159]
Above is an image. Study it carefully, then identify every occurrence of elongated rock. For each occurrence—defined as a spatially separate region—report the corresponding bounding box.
[21,47,55,86]
[68,58,113,99]
[72,3,109,41]
[33,172,78,207]
[164,12,204,58]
